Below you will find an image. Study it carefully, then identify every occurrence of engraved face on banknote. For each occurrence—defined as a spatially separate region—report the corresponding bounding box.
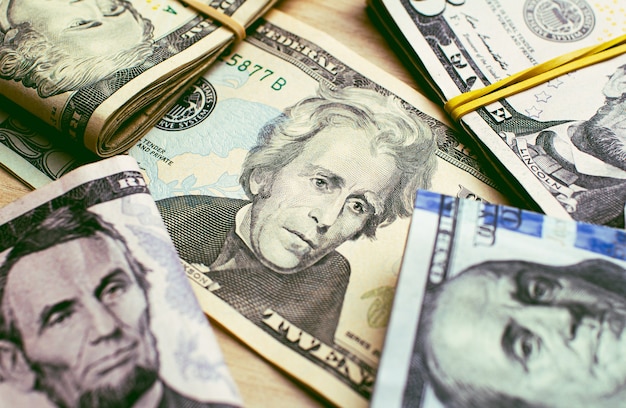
[570,65,626,173]
[246,125,401,272]
[0,0,154,97]
[511,62,626,227]
[417,259,626,408]
[226,85,436,273]
[374,0,625,228]
[157,85,437,345]
[0,205,224,408]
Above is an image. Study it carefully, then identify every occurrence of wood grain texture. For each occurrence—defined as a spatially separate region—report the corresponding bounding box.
[276,0,420,91]
[0,166,30,207]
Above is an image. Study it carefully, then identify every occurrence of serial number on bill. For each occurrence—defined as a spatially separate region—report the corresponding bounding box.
[219,53,287,91]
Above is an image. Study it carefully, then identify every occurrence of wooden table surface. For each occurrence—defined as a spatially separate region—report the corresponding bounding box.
[0,0,423,405]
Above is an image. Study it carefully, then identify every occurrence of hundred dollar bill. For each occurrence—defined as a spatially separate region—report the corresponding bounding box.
[368,0,626,228]
[127,9,513,407]
[0,0,276,157]
[0,155,241,408]
[372,189,626,408]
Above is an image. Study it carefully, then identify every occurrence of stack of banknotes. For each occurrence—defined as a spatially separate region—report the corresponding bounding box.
[0,0,277,158]
[368,0,626,228]
[1,1,626,407]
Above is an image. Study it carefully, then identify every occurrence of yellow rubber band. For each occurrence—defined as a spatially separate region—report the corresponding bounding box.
[444,34,626,121]
[178,0,246,42]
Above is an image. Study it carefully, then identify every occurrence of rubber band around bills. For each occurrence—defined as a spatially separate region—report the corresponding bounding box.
[178,0,246,42]
[444,34,626,122]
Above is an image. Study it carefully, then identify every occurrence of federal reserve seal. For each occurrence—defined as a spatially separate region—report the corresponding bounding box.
[157,78,217,131]
[524,0,594,42]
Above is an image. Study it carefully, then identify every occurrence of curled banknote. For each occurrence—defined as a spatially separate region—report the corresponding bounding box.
[0,155,241,407]
[0,0,277,157]
[373,189,626,408]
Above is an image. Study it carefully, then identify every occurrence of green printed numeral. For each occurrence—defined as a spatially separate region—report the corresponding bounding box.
[221,53,286,90]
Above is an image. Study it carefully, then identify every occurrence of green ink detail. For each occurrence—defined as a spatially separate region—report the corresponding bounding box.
[163,5,177,15]
[361,286,394,329]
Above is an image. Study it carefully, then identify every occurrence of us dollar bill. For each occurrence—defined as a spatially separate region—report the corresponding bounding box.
[368,0,626,228]
[127,9,514,407]
[0,155,241,408]
[0,0,276,157]
[372,189,626,408]
[0,96,96,189]
[0,7,513,405]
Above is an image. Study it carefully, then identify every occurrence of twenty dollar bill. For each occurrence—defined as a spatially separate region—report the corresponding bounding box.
[129,9,511,407]
[0,0,276,157]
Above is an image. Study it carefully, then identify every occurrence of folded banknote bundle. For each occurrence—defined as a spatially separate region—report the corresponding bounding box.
[368,0,626,228]
[373,188,626,408]
[0,0,277,157]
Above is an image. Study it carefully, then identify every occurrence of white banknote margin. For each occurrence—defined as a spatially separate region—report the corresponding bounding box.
[369,196,441,408]
[372,188,626,407]
[0,156,243,406]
